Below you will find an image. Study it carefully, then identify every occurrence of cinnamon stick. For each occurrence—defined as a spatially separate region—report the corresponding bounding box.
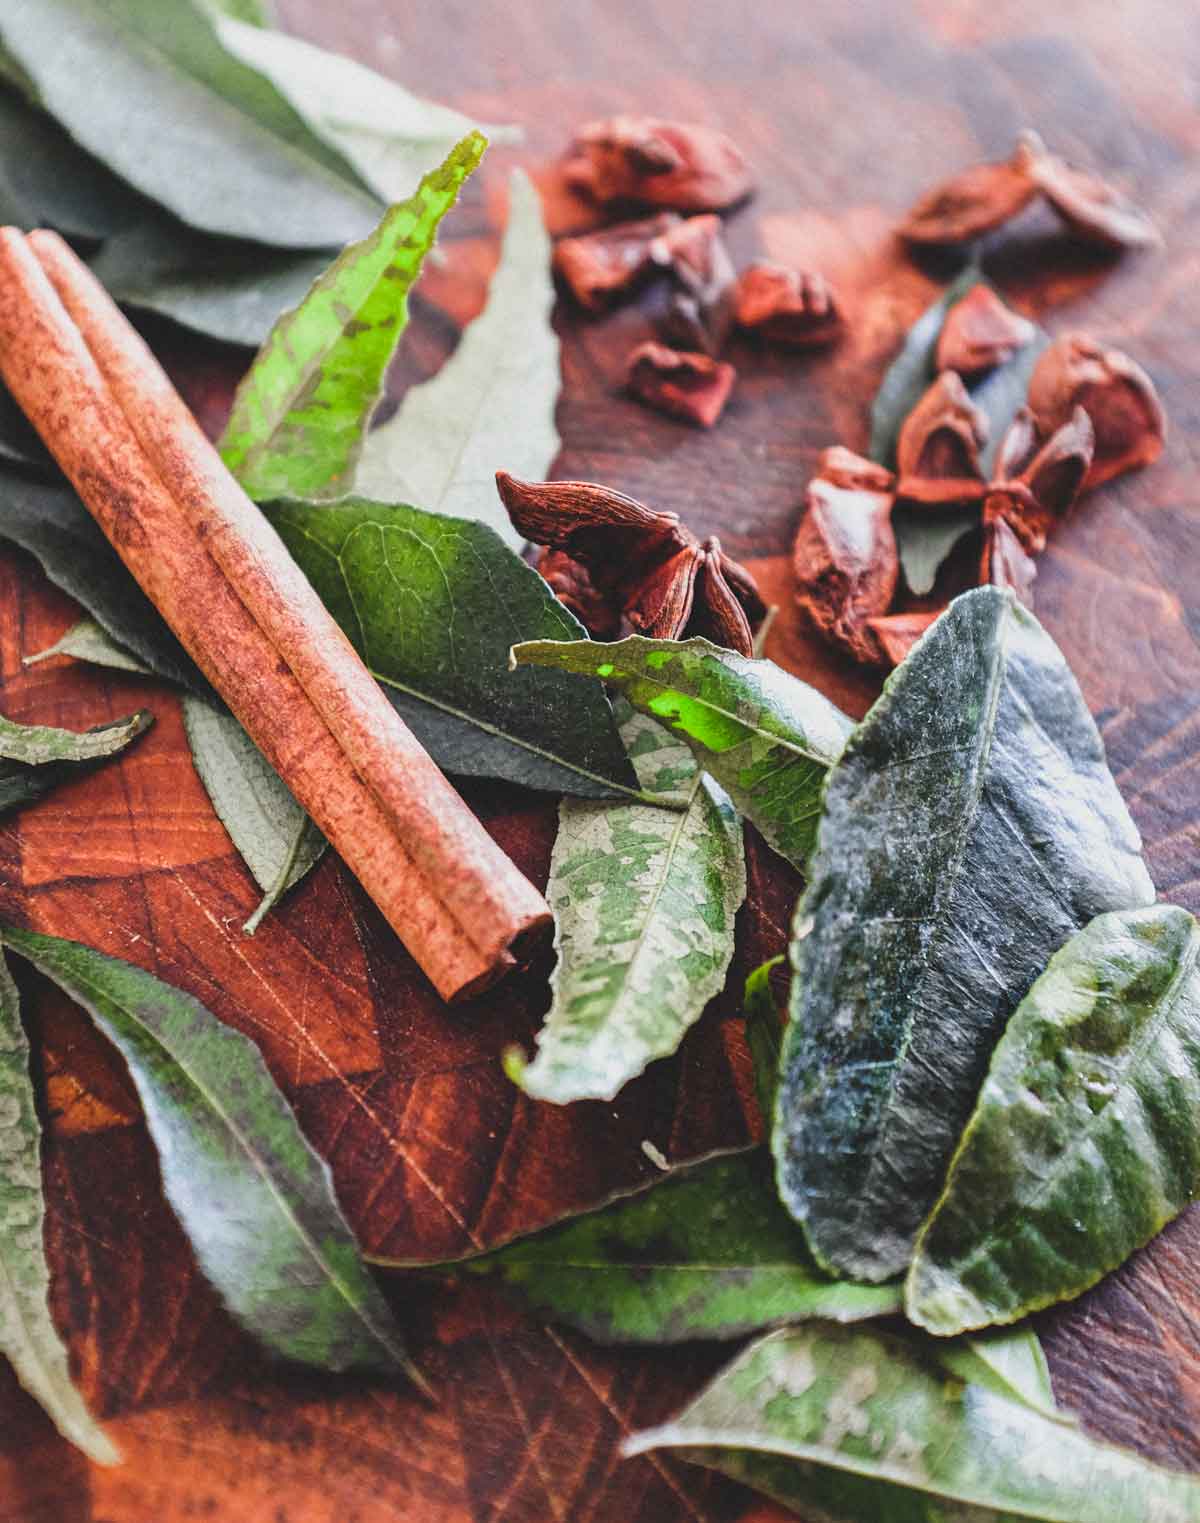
[0,227,551,1002]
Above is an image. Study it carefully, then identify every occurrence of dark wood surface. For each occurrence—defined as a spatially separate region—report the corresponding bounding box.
[1,1,1199,1517]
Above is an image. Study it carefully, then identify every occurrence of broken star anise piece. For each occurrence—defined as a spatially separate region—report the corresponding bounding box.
[793,449,899,667]
[626,340,736,428]
[553,212,681,312]
[1026,147,1162,250]
[978,514,1037,606]
[934,284,1036,378]
[864,610,939,667]
[895,370,990,493]
[648,214,737,353]
[563,116,754,212]
[733,262,844,347]
[535,548,622,639]
[495,472,765,656]
[898,133,1041,245]
[1026,333,1166,490]
[983,405,1095,553]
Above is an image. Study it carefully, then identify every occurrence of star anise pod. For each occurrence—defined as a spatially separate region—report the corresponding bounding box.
[553,213,682,311]
[626,340,736,428]
[1025,146,1162,249]
[734,262,844,348]
[895,370,990,503]
[648,213,737,353]
[981,405,1095,553]
[495,472,765,656]
[563,116,754,212]
[934,285,1036,378]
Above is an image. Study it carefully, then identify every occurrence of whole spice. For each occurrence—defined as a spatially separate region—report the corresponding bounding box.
[648,213,736,353]
[496,472,765,655]
[625,340,736,428]
[733,262,843,348]
[793,449,898,667]
[1026,333,1166,490]
[934,285,1035,378]
[564,116,754,211]
[895,370,989,488]
[0,227,551,1003]
[553,212,681,311]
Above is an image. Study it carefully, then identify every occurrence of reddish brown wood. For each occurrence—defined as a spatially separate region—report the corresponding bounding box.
[1,0,1198,1518]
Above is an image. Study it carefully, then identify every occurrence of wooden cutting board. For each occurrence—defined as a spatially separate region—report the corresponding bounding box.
[1,1,1198,1518]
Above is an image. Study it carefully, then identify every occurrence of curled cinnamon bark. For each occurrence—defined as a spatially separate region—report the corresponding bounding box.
[564,116,754,211]
[0,228,551,1002]
[734,262,843,347]
[1026,333,1166,490]
[934,285,1035,378]
[626,340,736,428]
[553,213,680,311]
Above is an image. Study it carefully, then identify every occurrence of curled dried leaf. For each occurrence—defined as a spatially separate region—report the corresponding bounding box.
[897,136,1040,245]
[733,261,843,347]
[1029,150,1162,250]
[864,608,939,667]
[793,472,898,667]
[564,116,754,211]
[934,284,1036,378]
[552,213,681,311]
[648,214,736,353]
[626,340,736,428]
[1027,333,1166,490]
[895,370,989,480]
[979,515,1037,606]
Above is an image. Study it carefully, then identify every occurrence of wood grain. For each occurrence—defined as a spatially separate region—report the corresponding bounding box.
[1,0,1198,1517]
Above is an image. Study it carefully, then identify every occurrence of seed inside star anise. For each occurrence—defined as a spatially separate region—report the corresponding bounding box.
[495,472,765,656]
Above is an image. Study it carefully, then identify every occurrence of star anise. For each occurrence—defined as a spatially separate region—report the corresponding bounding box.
[564,116,754,212]
[934,285,1036,378]
[553,213,682,311]
[625,340,736,428]
[495,472,766,656]
[734,262,844,348]
[648,213,737,353]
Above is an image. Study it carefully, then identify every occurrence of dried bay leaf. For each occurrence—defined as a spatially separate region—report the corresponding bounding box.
[775,588,1154,1283]
[181,696,325,933]
[0,0,382,248]
[0,704,152,815]
[909,905,1200,1337]
[0,927,421,1384]
[505,706,744,1103]
[417,1150,901,1343]
[355,169,559,550]
[221,133,485,502]
[629,1323,1200,1523]
[511,635,853,870]
[266,497,637,798]
[25,618,154,676]
[0,955,117,1464]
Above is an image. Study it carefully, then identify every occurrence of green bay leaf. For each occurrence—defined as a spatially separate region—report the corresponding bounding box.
[25,618,154,676]
[415,1150,901,1343]
[220,132,485,502]
[511,635,853,870]
[627,1322,1200,1523]
[1,926,420,1384]
[939,1328,1059,1421]
[744,955,785,1122]
[775,588,1155,1282]
[909,905,1200,1336]
[0,0,382,248]
[0,954,117,1464]
[355,168,559,549]
[0,704,152,815]
[507,708,744,1103]
[266,496,636,798]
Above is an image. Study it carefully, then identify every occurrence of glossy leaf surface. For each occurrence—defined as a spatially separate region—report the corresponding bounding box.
[220,134,484,502]
[775,588,1155,1282]
[511,635,852,868]
[507,707,744,1103]
[910,905,1200,1335]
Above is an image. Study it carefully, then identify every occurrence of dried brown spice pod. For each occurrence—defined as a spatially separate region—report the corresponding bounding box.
[897,135,1041,245]
[978,515,1037,606]
[1026,333,1166,490]
[496,472,764,656]
[563,116,754,212]
[648,214,736,353]
[793,469,898,667]
[535,548,622,639]
[1028,150,1162,250]
[625,340,736,428]
[816,446,895,494]
[552,212,681,311]
[864,609,940,667]
[934,284,1036,378]
[733,262,844,347]
[896,370,989,482]
[984,406,1094,553]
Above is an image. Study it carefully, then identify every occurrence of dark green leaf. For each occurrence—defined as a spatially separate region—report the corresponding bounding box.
[1,926,420,1384]
[909,904,1200,1336]
[0,705,152,815]
[775,588,1155,1282]
[744,956,784,1122]
[505,707,744,1103]
[220,134,485,502]
[0,0,382,248]
[180,696,325,933]
[266,497,637,798]
[0,381,56,475]
[355,168,558,549]
[510,636,853,869]
[419,1150,901,1343]
[0,954,118,1463]
[627,1323,1200,1523]
[0,475,205,692]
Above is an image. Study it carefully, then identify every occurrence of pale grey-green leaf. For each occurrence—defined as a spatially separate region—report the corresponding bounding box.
[25,618,152,676]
